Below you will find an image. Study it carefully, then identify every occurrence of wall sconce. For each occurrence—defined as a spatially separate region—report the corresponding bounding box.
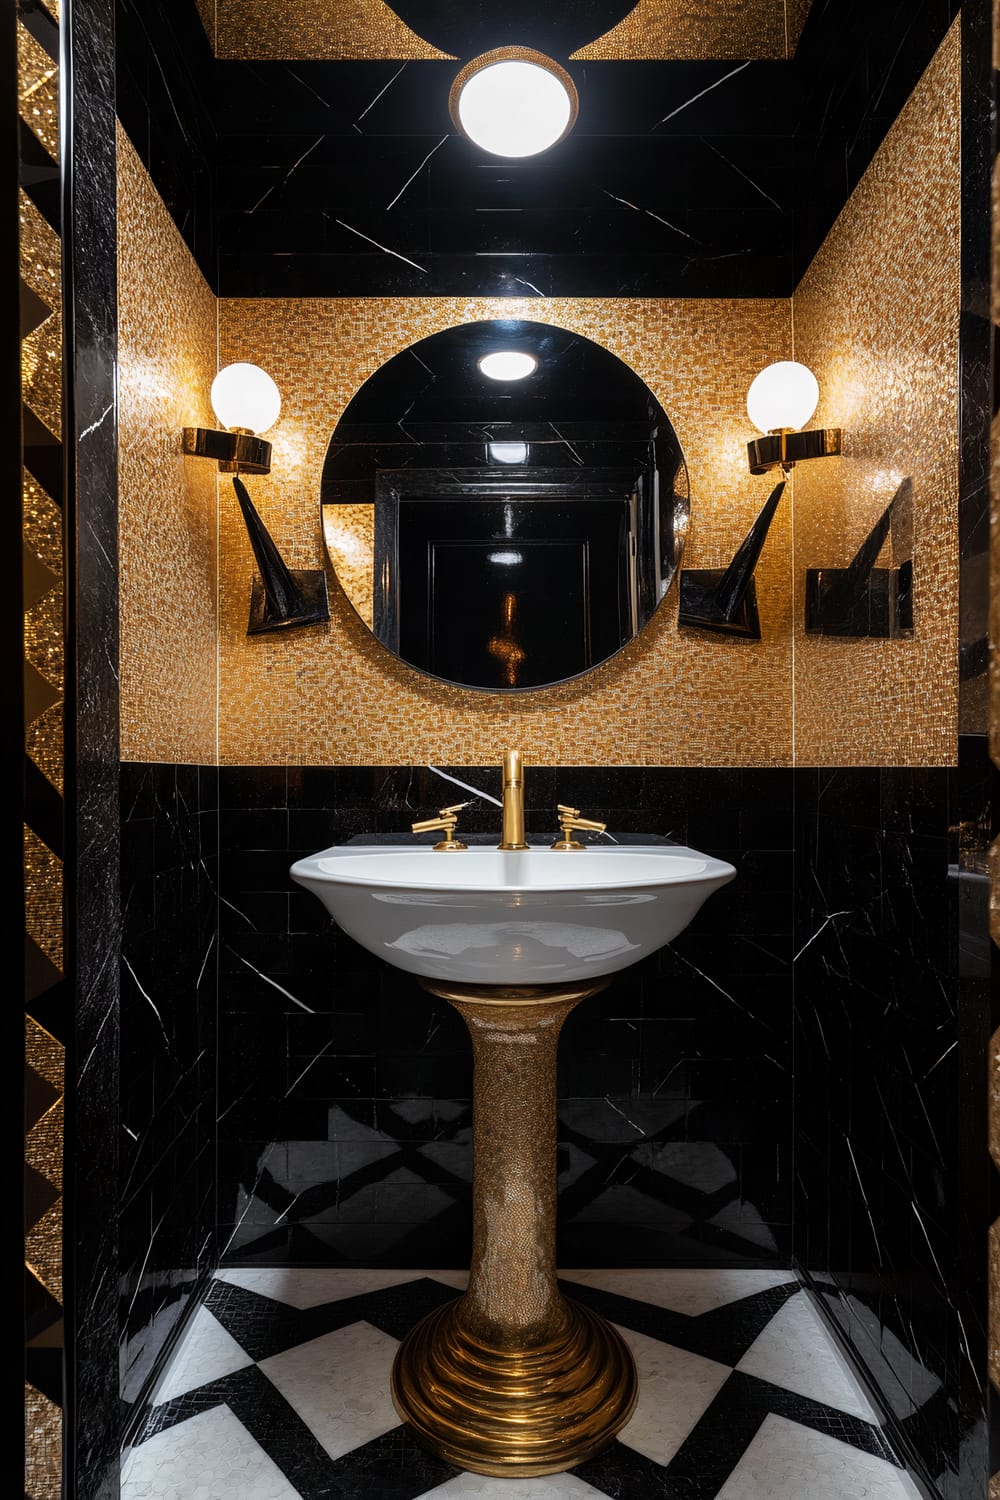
[184,363,330,636]
[805,477,913,637]
[745,361,842,474]
[183,362,281,474]
[678,480,785,639]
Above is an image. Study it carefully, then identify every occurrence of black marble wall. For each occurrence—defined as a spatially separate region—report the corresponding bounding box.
[791,766,971,1491]
[215,766,794,1270]
[114,0,958,300]
[118,764,219,1427]
[66,0,122,1494]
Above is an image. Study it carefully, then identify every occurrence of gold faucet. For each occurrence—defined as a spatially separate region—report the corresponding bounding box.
[411,803,469,851]
[551,804,607,851]
[499,750,529,850]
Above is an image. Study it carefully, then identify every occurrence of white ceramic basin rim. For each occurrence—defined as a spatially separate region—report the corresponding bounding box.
[290,844,736,985]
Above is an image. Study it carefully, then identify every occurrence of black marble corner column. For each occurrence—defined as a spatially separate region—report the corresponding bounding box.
[63,0,121,1495]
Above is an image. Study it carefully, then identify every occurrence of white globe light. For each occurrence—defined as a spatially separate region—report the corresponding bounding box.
[210,363,282,434]
[455,58,575,158]
[746,361,819,435]
[479,351,537,382]
[489,441,529,464]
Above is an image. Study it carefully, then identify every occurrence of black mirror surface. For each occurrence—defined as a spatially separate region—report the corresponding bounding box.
[321,319,689,691]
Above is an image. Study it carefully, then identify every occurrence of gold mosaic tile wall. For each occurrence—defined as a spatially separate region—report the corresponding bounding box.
[791,17,960,766]
[211,0,452,60]
[570,0,813,61]
[205,0,811,60]
[117,128,219,764]
[218,295,793,766]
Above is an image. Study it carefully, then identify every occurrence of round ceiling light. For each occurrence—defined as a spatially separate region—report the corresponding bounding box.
[478,351,538,381]
[450,48,579,159]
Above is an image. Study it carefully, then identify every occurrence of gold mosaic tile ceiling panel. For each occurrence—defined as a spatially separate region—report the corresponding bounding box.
[218,295,793,767]
[792,18,960,767]
[117,128,219,765]
[208,0,812,59]
[213,0,453,59]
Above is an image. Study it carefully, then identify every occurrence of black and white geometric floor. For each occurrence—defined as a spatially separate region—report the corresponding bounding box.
[121,1270,923,1500]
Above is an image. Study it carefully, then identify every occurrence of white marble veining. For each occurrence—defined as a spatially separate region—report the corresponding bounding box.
[614,1324,732,1466]
[121,1405,300,1500]
[736,1290,881,1421]
[715,1415,925,1500]
[257,1320,400,1459]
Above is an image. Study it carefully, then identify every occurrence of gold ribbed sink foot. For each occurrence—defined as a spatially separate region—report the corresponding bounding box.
[391,1292,638,1477]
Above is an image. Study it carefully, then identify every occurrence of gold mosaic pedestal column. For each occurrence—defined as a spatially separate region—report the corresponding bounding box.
[391,979,638,1478]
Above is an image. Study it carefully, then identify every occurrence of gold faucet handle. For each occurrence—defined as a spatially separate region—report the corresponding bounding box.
[552,805,607,850]
[411,803,469,851]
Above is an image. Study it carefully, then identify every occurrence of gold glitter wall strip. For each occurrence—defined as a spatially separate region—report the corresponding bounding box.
[218,294,793,766]
[212,0,454,60]
[24,1385,61,1500]
[17,25,58,159]
[791,18,960,766]
[570,0,806,61]
[117,128,219,765]
[19,4,64,1489]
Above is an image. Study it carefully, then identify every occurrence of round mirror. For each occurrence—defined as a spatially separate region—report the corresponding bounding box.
[321,319,689,692]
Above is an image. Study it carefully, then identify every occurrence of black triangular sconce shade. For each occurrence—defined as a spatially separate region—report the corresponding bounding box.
[804,477,913,637]
[677,481,786,639]
[232,476,330,635]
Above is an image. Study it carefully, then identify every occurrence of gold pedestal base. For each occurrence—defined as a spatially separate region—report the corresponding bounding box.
[390,978,638,1477]
[392,1292,637,1478]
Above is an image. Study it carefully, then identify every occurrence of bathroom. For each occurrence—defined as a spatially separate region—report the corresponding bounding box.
[16,0,998,1494]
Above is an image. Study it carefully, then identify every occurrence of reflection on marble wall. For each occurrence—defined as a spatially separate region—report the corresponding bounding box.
[218,295,793,766]
[792,756,991,1496]
[117,130,218,765]
[793,18,960,766]
[119,764,219,1424]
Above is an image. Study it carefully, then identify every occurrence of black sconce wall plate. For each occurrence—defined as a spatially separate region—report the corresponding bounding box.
[678,480,785,640]
[804,479,913,639]
[232,476,330,636]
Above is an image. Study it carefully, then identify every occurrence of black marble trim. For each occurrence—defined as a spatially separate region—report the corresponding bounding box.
[63,0,122,1492]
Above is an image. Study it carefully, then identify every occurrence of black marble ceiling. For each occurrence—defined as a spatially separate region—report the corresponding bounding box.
[115,0,960,299]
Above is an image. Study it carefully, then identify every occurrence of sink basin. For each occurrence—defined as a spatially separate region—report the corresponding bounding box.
[290,843,736,984]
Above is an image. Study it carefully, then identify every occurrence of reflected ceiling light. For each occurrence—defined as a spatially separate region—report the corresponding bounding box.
[478,351,537,381]
[488,550,524,566]
[488,441,529,464]
[745,360,842,474]
[450,48,578,158]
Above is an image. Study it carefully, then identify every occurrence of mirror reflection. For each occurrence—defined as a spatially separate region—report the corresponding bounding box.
[321,320,689,691]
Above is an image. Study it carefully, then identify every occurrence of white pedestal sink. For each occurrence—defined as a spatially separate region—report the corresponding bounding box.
[290,843,736,985]
[290,839,735,1478]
